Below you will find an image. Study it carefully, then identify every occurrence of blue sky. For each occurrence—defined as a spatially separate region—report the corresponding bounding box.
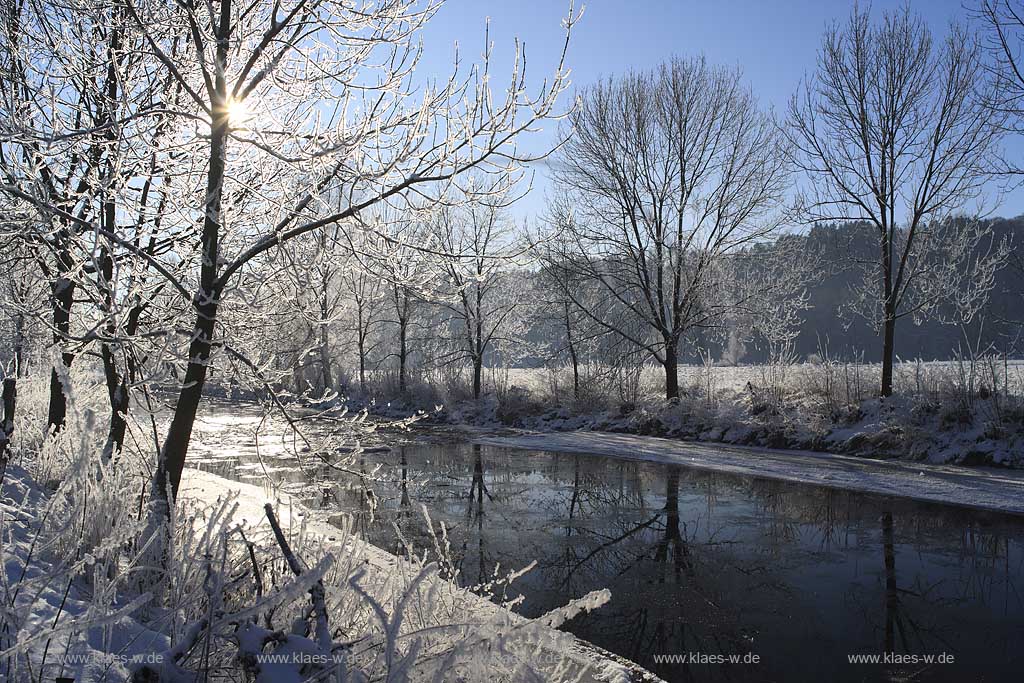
[414,0,1024,223]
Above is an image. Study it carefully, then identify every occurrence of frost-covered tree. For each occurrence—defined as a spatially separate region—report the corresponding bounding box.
[432,198,525,400]
[338,245,385,394]
[787,5,1007,396]
[110,0,580,528]
[531,227,625,402]
[978,0,1024,173]
[1,0,196,466]
[362,209,440,396]
[544,57,790,400]
[1,0,164,434]
[0,218,48,378]
[978,0,1024,331]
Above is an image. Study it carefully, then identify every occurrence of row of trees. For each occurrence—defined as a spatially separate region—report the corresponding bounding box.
[230,195,525,402]
[230,3,1024,406]
[2,0,1024,562]
[538,5,1018,400]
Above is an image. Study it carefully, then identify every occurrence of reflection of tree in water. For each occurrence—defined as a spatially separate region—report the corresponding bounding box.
[317,450,388,539]
[350,452,377,535]
[882,511,908,654]
[457,445,540,591]
[841,510,960,677]
[808,488,848,551]
[652,469,693,581]
[460,445,495,585]
[308,439,1024,682]
[467,444,492,519]
[756,480,800,555]
[953,520,1020,610]
[643,467,699,679]
[543,464,755,678]
[391,447,413,539]
[399,448,411,510]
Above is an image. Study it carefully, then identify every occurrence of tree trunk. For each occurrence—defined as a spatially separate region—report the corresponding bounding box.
[569,345,580,401]
[0,378,16,485]
[664,339,680,400]
[102,380,129,464]
[100,335,130,462]
[472,356,482,400]
[98,244,130,463]
[155,23,231,505]
[564,301,580,400]
[318,329,332,395]
[356,302,368,393]
[13,311,24,378]
[47,274,75,432]
[882,511,897,653]
[97,9,126,464]
[158,295,219,502]
[398,316,408,395]
[472,294,484,400]
[319,290,332,393]
[358,336,367,393]
[880,311,896,398]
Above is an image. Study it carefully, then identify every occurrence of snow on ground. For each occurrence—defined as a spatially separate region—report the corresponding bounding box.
[474,431,1024,515]
[397,359,1024,469]
[505,360,1024,395]
[0,465,170,682]
[180,467,662,683]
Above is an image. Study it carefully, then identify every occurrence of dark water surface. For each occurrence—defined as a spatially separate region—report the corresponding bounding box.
[194,413,1024,682]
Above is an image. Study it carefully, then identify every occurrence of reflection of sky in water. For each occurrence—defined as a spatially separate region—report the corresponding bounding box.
[192,406,1024,682]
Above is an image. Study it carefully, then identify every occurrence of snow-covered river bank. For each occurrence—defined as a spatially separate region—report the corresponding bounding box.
[475,431,1024,515]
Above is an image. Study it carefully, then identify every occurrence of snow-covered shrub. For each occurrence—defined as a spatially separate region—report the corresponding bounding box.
[494,385,545,426]
[0,459,158,681]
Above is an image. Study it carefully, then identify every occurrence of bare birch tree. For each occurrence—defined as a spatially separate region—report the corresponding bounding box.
[786,5,1006,396]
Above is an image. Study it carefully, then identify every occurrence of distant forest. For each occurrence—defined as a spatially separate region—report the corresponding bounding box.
[693,218,1023,365]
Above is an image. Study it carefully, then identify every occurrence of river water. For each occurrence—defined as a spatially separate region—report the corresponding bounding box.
[192,409,1024,682]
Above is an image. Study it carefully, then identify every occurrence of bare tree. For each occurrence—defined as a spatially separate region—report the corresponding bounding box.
[978,0,1024,168]
[722,236,819,364]
[236,225,350,398]
[338,248,385,394]
[370,213,438,396]
[537,261,588,401]
[1,0,124,432]
[307,228,347,397]
[386,262,428,396]
[1,0,189,462]
[433,199,524,400]
[0,221,47,378]
[544,57,790,400]
[786,5,1007,396]
[977,0,1024,335]
[531,229,609,402]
